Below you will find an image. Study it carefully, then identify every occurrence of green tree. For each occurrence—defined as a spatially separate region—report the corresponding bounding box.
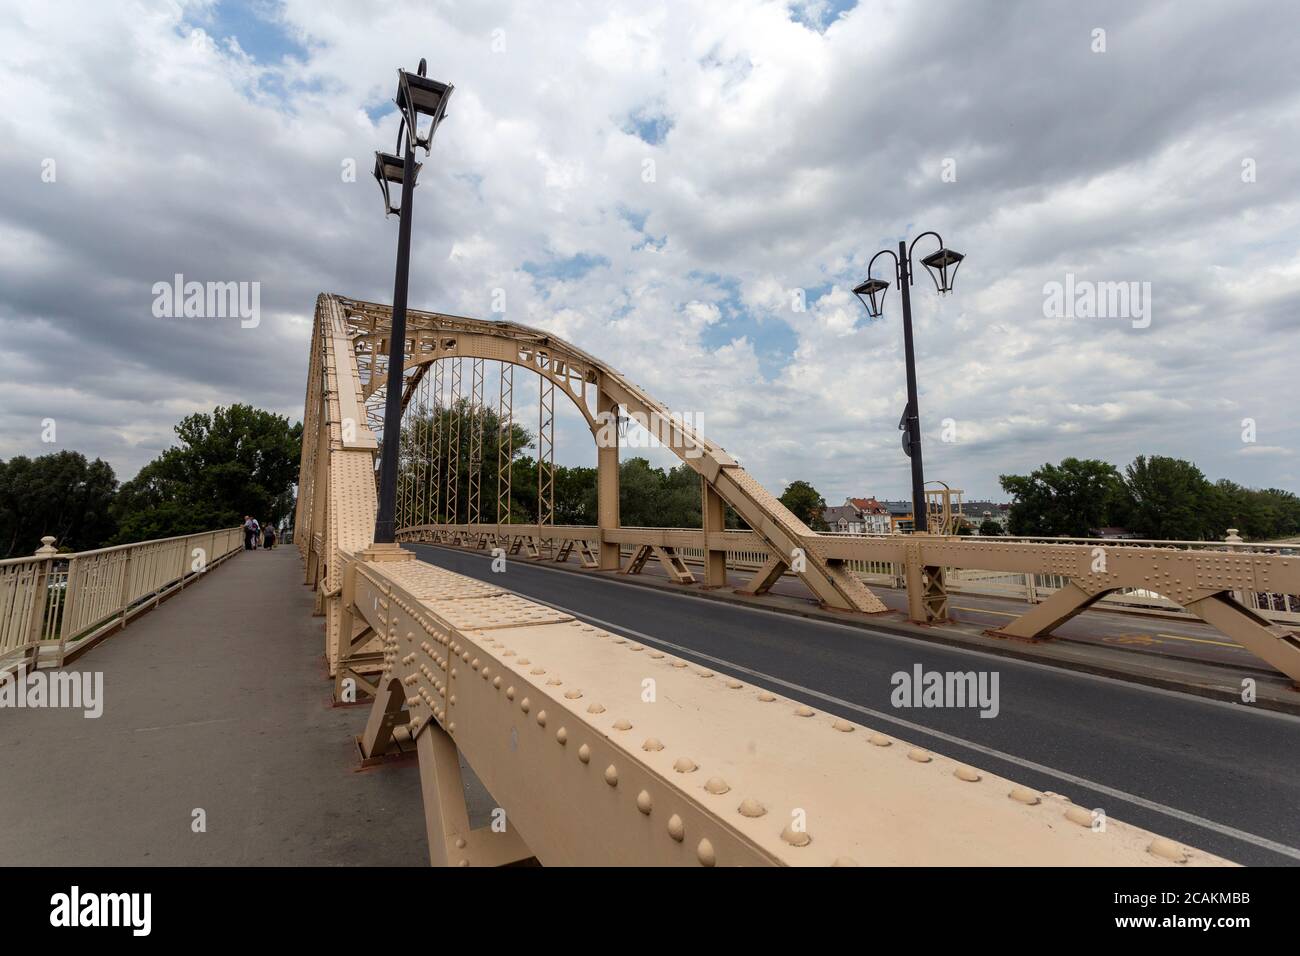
[397,397,533,524]
[112,405,302,542]
[0,451,118,557]
[1122,455,1216,540]
[999,458,1126,537]
[978,518,1004,537]
[779,480,829,531]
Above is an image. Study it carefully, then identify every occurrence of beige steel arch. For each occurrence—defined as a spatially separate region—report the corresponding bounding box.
[329,293,887,615]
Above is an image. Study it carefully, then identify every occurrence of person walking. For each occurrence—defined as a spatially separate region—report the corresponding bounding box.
[242,515,258,551]
[263,521,277,550]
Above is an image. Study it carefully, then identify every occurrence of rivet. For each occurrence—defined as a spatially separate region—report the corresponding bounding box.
[578,744,591,764]
[536,710,547,726]
[794,706,814,717]
[673,757,698,773]
[564,689,583,699]
[604,765,619,787]
[954,765,981,782]
[1064,806,1094,828]
[780,825,811,847]
[587,703,606,714]
[448,722,456,733]
[493,676,502,689]
[667,814,685,841]
[696,838,716,867]
[530,667,545,675]
[704,777,730,795]
[670,660,687,668]
[907,748,932,763]
[636,790,653,814]
[698,670,714,678]
[831,719,854,733]
[649,651,664,659]
[642,737,664,752]
[868,733,892,747]
[506,686,515,700]
[738,798,766,818]
[1009,787,1041,805]
[725,680,743,689]
[518,658,530,665]
[612,718,633,731]
[757,691,776,702]
[1148,837,1187,863]
[628,644,644,652]
[455,838,466,849]
[555,727,567,745]
[520,698,531,713]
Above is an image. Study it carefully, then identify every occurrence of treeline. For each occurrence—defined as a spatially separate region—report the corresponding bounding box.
[999,455,1300,541]
[0,405,302,558]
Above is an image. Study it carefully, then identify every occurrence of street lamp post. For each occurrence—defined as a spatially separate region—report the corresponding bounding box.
[853,232,964,534]
[371,60,453,545]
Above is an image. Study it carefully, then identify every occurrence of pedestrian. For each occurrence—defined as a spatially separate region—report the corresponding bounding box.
[249,516,260,551]
[242,515,257,551]
[263,522,276,550]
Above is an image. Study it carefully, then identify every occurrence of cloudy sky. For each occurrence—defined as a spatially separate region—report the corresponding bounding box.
[1,0,1297,504]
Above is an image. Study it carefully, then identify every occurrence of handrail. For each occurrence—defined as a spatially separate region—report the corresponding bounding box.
[0,526,243,671]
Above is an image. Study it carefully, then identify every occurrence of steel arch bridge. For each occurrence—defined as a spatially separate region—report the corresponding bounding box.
[295,292,1300,867]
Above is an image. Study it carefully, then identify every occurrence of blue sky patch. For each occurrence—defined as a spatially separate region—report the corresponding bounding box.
[522,252,611,283]
[187,0,310,63]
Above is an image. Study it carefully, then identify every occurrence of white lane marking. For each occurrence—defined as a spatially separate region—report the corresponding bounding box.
[410,543,1300,726]
[538,598,1300,862]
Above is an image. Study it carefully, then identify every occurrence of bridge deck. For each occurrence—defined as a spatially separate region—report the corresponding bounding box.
[0,548,436,866]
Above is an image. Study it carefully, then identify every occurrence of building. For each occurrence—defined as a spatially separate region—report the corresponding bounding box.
[845,497,893,534]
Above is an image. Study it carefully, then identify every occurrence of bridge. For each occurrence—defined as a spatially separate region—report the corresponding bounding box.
[4,291,1299,867]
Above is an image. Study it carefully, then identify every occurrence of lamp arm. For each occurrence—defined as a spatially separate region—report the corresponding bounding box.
[867,248,901,286]
[905,230,944,280]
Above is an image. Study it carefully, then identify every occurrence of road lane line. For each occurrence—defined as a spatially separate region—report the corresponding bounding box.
[1158,632,1245,649]
[527,597,1300,862]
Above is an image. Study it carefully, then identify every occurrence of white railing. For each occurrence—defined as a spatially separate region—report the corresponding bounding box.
[0,528,243,673]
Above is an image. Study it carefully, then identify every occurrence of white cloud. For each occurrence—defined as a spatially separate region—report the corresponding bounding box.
[0,0,1297,508]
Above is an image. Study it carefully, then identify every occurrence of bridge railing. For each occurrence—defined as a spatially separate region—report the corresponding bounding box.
[402,522,1300,626]
[0,527,242,673]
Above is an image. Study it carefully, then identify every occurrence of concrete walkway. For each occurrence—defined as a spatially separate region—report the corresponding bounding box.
[0,547,428,866]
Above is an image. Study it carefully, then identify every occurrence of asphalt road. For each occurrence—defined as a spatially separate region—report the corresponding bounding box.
[409,542,1300,866]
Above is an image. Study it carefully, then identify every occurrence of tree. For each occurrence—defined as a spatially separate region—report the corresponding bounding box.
[0,452,118,557]
[112,405,302,542]
[1122,455,1216,540]
[397,397,533,523]
[978,518,1004,537]
[999,458,1126,537]
[779,480,829,531]
[1211,481,1300,541]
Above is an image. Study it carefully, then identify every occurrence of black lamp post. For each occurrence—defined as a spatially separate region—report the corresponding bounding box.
[852,232,964,534]
[372,60,453,545]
